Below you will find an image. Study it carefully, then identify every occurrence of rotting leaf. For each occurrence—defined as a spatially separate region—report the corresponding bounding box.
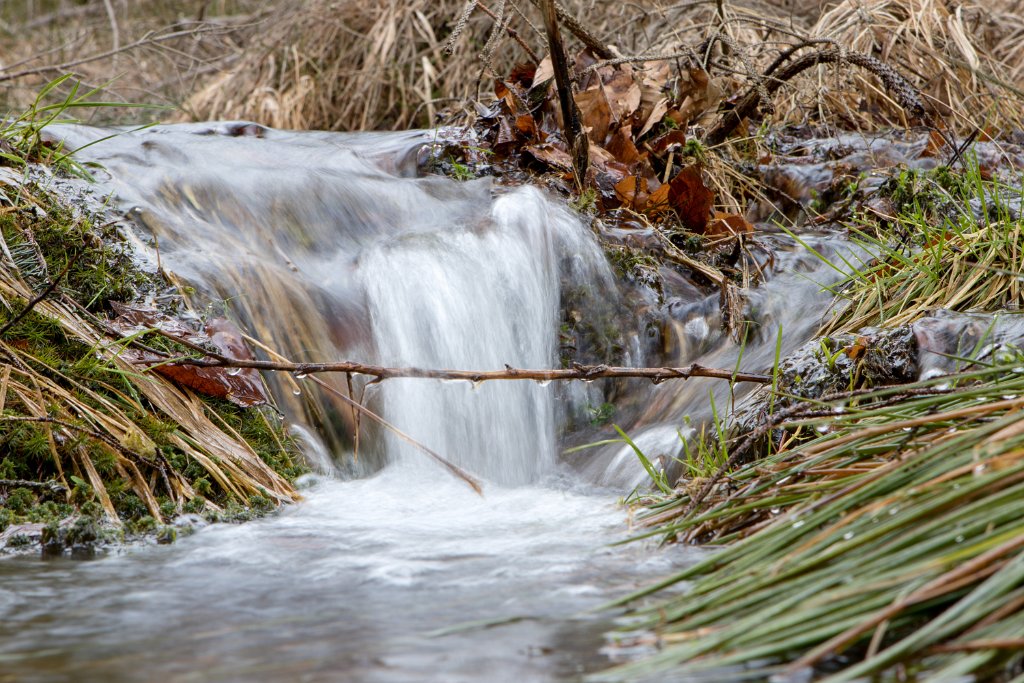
[648,165,714,232]
[108,304,269,408]
[707,212,754,237]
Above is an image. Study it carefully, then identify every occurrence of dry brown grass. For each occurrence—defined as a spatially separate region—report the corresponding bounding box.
[786,0,1024,131]
[4,2,1024,133]
[171,0,1024,133]
[0,0,264,122]
[0,170,297,523]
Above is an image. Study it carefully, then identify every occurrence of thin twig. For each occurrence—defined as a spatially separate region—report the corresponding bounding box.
[526,0,613,59]
[705,47,926,146]
[0,23,255,84]
[144,329,769,384]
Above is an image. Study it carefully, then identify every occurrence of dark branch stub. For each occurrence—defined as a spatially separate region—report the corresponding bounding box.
[539,0,589,189]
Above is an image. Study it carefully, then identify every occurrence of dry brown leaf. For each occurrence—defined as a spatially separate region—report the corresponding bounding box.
[677,68,724,125]
[607,124,643,167]
[614,175,649,210]
[524,143,573,173]
[647,165,714,232]
[602,68,642,121]
[639,61,672,121]
[638,98,669,139]
[920,129,947,158]
[707,212,755,236]
[515,114,538,139]
[109,304,269,408]
[651,129,688,154]
[575,87,613,145]
[532,56,554,88]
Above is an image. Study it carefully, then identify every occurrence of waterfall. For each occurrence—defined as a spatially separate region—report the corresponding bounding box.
[58,122,612,485]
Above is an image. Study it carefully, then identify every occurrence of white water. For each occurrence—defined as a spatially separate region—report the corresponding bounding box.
[0,123,685,682]
[0,123,868,681]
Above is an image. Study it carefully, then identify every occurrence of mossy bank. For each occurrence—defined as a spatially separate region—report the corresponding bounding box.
[0,167,304,557]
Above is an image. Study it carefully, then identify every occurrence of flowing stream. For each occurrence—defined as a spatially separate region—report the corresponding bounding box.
[0,123,864,682]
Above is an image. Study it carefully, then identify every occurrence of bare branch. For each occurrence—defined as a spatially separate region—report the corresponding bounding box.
[705,47,926,147]
[143,329,770,384]
[527,0,613,59]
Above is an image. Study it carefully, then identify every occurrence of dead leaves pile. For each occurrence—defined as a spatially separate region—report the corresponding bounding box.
[470,53,754,238]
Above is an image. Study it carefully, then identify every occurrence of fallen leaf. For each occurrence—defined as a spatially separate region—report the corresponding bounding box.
[651,129,688,154]
[607,124,643,166]
[614,175,649,210]
[647,165,714,232]
[514,114,538,139]
[639,61,672,121]
[602,68,642,121]
[845,336,869,361]
[108,303,269,407]
[495,116,517,149]
[676,68,724,125]
[707,212,754,236]
[508,62,536,88]
[532,56,554,89]
[638,98,669,139]
[575,86,612,145]
[920,129,947,158]
[524,143,573,173]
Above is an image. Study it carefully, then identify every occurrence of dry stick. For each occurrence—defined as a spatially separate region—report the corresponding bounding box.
[162,354,770,384]
[477,1,541,64]
[539,0,589,190]
[527,0,613,59]
[145,324,767,383]
[704,48,926,147]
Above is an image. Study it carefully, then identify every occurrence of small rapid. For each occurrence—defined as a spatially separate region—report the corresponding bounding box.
[0,122,861,681]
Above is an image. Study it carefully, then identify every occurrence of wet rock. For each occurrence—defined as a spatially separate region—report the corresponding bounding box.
[0,523,46,553]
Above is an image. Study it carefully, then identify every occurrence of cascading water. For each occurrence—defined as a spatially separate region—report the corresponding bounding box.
[48,122,615,485]
[0,122,860,682]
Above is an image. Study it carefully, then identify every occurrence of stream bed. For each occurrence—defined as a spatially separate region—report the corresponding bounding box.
[0,469,693,682]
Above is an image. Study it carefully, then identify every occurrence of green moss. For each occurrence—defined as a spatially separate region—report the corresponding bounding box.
[6,488,35,514]
[0,179,303,536]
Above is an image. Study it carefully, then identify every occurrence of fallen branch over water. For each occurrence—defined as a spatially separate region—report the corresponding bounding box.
[155,344,770,385]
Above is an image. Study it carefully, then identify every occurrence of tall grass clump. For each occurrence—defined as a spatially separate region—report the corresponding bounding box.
[822,160,1024,335]
[599,364,1024,681]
